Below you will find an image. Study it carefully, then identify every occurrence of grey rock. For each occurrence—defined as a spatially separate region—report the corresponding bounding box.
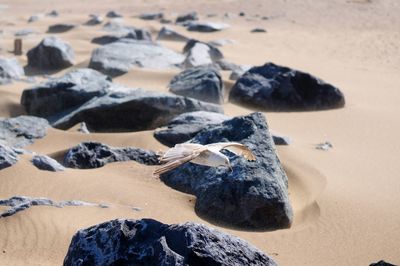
[176,12,198,24]
[28,15,40,23]
[84,15,103,26]
[209,39,235,47]
[315,141,333,151]
[78,122,90,133]
[186,21,230,32]
[51,88,224,132]
[251,28,267,33]
[0,144,18,170]
[47,10,59,17]
[91,28,152,45]
[160,112,293,229]
[169,66,224,104]
[239,12,245,16]
[89,39,184,76]
[32,154,65,171]
[0,196,105,218]
[0,58,24,84]
[183,40,223,68]
[0,116,49,148]
[154,111,229,147]
[63,142,160,169]
[14,29,37,36]
[27,36,74,70]
[369,260,397,266]
[139,12,163,20]
[47,24,76,33]
[102,20,128,33]
[229,62,345,111]
[21,68,112,117]
[106,10,122,18]
[157,26,189,42]
[271,133,292,145]
[63,218,277,266]
[160,18,172,24]
[229,65,252,80]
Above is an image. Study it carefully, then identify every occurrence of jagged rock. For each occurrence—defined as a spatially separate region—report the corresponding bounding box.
[63,142,159,169]
[32,154,65,171]
[47,24,76,33]
[369,260,397,266]
[315,141,333,151]
[78,122,90,133]
[0,144,18,170]
[169,66,224,104]
[63,218,277,266]
[47,10,59,17]
[91,28,152,45]
[51,88,223,132]
[154,111,229,147]
[157,26,189,42]
[160,112,293,229]
[0,58,24,84]
[27,36,74,70]
[183,40,223,68]
[0,196,107,218]
[89,39,184,76]
[106,10,122,18]
[84,15,103,26]
[14,29,37,36]
[139,12,163,20]
[186,21,230,32]
[21,68,112,117]
[251,28,267,33]
[0,116,49,148]
[229,62,345,111]
[28,15,40,23]
[176,12,198,24]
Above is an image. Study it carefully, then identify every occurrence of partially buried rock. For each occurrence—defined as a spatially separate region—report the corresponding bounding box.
[156,26,189,42]
[369,260,397,266]
[169,66,224,104]
[63,218,277,266]
[139,12,163,20]
[27,36,74,70]
[63,142,159,169]
[0,57,24,84]
[32,154,65,171]
[89,39,184,76]
[28,15,39,23]
[251,28,267,33]
[183,39,223,68]
[160,112,293,229]
[47,10,59,17]
[0,144,18,170]
[14,29,37,37]
[91,28,152,45]
[229,62,345,111]
[84,15,103,26]
[176,11,198,24]
[47,24,76,33]
[186,21,230,32]
[106,10,122,18]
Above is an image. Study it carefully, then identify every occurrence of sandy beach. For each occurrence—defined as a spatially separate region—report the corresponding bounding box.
[0,0,399,265]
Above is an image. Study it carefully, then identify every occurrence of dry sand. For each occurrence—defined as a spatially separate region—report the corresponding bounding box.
[0,0,399,265]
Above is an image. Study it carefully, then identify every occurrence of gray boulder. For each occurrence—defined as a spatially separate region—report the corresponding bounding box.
[169,66,224,104]
[63,142,159,169]
[21,68,112,117]
[91,28,152,45]
[230,62,345,111]
[106,10,122,18]
[0,144,18,170]
[28,15,40,23]
[0,116,49,148]
[63,218,277,266]
[27,36,74,69]
[186,21,230,32]
[32,154,65,171]
[182,40,223,68]
[156,26,189,42]
[139,12,163,20]
[47,24,76,33]
[160,112,293,229]
[89,39,184,76]
[176,12,198,24]
[0,58,24,84]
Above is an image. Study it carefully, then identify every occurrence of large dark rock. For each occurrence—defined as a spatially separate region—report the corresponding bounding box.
[89,39,184,77]
[27,36,74,70]
[182,40,223,68]
[32,154,65,171]
[63,142,159,169]
[0,144,18,170]
[229,63,345,111]
[169,66,224,104]
[51,88,224,132]
[63,218,277,266]
[21,68,112,117]
[47,24,76,33]
[186,21,230,32]
[0,58,24,84]
[157,26,189,42]
[0,116,49,148]
[160,112,293,230]
[176,12,198,24]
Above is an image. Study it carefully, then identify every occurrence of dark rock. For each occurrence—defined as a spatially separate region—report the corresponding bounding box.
[160,18,172,24]
[176,12,198,24]
[21,68,112,117]
[251,28,267,33]
[157,26,189,42]
[63,218,278,266]
[0,58,24,84]
[229,62,345,111]
[160,112,293,229]
[0,144,18,170]
[27,36,74,70]
[84,15,103,26]
[51,88,224,132]
[271,133,291,145]
[28,15,39,23]
[32,154,65,171]
[0,116,49,148]
[47,24,76,33]
[369,260,397,266]
[91,28,152,45]
[154,111,229,147]
[183,39,223,68]
[169,66,224,104]
[106,10,122,18]
[186,21,229,32]
[89,39,184,76]
[139,12,163,20]
[239,12,245,16]
[315,141,333,151]
[63,142,159,169]
[47,10,59,17]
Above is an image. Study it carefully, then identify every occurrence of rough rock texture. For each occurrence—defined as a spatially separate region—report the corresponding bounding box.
[0,144,18,170]
[0,57,24,84]
[27,36,74,69]
[51,88,223,132]
[139,12,163,20]
[89,39,184,76]
[186,21,230,32]
[230,62,345,111]
[157,26,189,42]
[169,66,224,104]
[21,68,112,117]
[182,40,223,68]
[176,12,198,24]
[154,111,229,147]
[0,196,107,218]
[32,154,65,171]
[0,116,49,148]
[160,112,293,229]
[91,28,152,45]
[369,260,397,266]
[63,218,277,266]
[106,10,122,18]
[63,142,159,169]
[47,24,76,33]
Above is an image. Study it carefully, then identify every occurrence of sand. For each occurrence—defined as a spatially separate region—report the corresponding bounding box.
[0,0,399,265]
